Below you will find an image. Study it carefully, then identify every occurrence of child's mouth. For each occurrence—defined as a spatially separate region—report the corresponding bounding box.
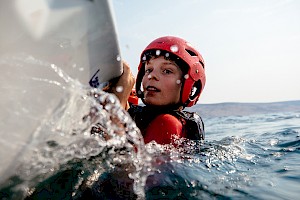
[146,86,160,92]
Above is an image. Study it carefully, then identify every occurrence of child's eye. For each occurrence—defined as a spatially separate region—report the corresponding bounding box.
[163,69,172,74]
[145,68,152,74]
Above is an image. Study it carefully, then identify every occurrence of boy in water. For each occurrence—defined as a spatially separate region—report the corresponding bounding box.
[107,36,205,144]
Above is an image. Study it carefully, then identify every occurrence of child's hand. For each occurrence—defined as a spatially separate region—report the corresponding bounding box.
[111,61,135,110]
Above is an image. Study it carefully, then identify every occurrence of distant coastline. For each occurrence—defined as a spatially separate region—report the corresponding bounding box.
[187,100,300,118]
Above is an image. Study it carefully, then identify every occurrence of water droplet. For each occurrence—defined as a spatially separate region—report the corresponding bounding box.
[107,95,116,104]
[184,74,189,79]
[176,80,181,84]
[59,39,71,49]
[142,55,147,61]
[165,53,169,57]
[116,55,121,61]
[170,45,179,53]
[116,86,123,93]
[156,50,161,56]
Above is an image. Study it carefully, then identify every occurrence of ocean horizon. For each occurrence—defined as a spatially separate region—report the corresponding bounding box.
[189,100,300,118]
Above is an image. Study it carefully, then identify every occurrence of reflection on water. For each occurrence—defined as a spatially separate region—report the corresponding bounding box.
[0,57,299,199]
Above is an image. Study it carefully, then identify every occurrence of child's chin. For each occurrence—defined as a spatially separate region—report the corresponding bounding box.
[144,101,157,106]
[144,99,161,106]
[144,101,169,107]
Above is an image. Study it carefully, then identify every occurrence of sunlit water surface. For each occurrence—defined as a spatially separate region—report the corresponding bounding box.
[0,57,299,200]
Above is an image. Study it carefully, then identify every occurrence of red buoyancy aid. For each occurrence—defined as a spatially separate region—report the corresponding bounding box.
[128,105,205,145]
[143,114,186,144]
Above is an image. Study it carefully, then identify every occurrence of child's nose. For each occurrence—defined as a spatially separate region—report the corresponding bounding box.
[148,69,159,80]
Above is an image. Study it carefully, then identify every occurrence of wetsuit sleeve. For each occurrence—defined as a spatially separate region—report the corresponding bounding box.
[143,114,185,144]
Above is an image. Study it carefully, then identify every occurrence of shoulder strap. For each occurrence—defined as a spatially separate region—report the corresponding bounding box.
[174,110,205,140]
[128,105,205,140]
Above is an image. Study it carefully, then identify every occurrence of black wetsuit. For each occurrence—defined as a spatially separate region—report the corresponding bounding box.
[128,105,205,141]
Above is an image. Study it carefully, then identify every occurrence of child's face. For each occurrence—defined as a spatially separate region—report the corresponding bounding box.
[142,56,183,106]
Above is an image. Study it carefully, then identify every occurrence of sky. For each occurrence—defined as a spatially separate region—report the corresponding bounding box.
[112,0,300,104]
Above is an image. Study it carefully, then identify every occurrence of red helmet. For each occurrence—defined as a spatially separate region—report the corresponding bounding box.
[136,36,206,107]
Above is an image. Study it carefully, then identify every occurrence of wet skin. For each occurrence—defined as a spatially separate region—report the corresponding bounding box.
[142,56,182,106]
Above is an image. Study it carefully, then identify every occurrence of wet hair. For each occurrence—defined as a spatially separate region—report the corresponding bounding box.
[141,50,189,76]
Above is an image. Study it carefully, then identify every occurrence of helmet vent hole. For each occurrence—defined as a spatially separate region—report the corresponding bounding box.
[189,81,201,100]
[185,49,197,56]
[191,87,197,96]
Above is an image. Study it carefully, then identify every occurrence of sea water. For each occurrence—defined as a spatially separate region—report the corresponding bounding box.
[0,58,299,200]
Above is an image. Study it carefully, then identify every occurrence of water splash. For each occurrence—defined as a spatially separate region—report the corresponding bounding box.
[0,55,151,199]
